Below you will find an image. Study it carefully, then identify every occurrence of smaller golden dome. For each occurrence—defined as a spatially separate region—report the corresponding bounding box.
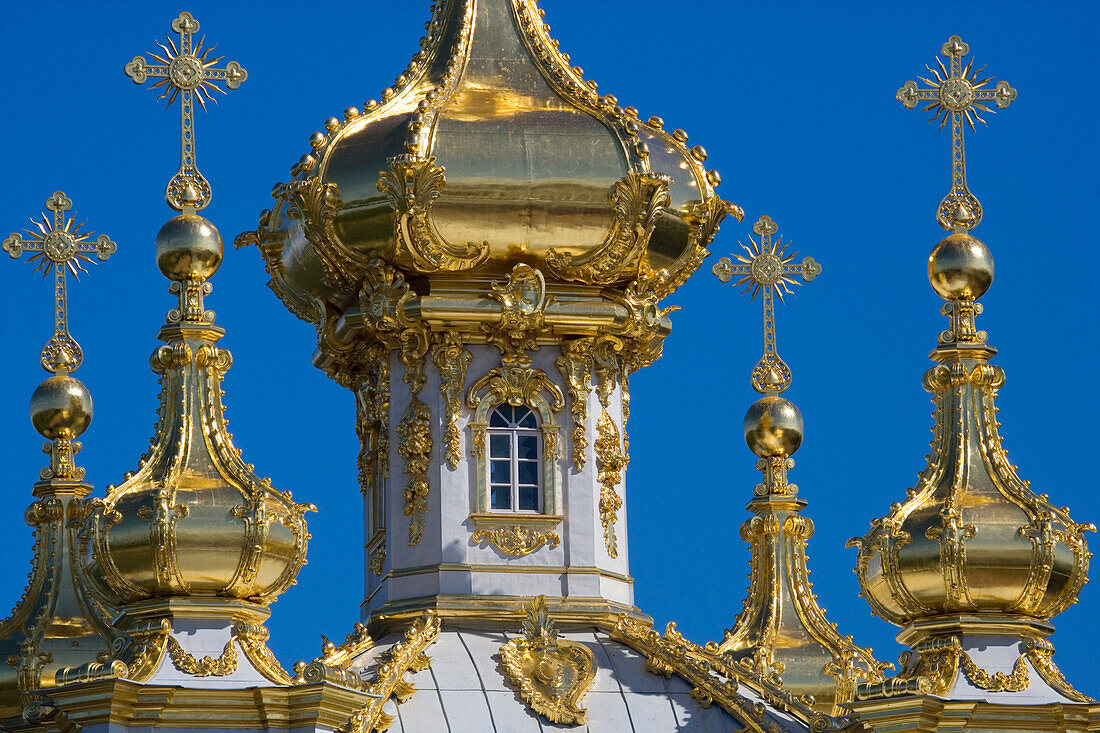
[743,396,803,458]
[30,375,93,440]
[155,214,223,282]
[928,233,993,301]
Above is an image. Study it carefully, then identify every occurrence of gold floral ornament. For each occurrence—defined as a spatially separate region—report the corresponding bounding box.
[712,215,819,395]
[125,11,247,211]
[500,596,596,726]
[896,35,1016,231]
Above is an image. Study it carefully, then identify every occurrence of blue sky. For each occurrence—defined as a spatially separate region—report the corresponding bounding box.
[0,1,1096,693]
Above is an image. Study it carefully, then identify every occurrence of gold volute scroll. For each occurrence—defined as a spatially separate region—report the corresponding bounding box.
[340,611,441,733]
[472,525,560,556]
[500,596,596,726]
[377,155,489,273]
[545,171,672,285]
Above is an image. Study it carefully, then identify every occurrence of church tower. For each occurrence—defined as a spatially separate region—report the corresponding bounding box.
[239,0,737,629]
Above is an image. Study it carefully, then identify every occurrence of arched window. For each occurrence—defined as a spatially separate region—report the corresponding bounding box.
[486,405,542,512]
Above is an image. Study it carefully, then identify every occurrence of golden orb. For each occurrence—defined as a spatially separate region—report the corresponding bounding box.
[155,213,223,282]
[743,395,803,458]
[928,233,994,301]
[30,375,93,440]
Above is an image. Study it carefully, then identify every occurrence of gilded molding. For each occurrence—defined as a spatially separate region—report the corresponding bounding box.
[472,526,560,556]
[500,596,595,725]
[545,172,672,284]
[377,155,488,273]
[340,611,441,733]
[555,338,594,471]
[431,330,471,470]
[595,412,624,559]
[166,636,238,677]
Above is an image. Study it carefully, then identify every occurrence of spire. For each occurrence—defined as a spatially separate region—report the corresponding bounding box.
[66,12,312,687]
[0,193,119,721]
[851,36,1094,705]
[711,216,887,717]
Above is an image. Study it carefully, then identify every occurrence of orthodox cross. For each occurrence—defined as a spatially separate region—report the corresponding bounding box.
[2,192,117,373]
[124,11,247,212]
[897,35,1016,232]
[712,215,820,395]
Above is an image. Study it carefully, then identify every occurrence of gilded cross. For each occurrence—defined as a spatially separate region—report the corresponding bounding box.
[897,35,1016,232]
[712,215,820,394]
[2,192,116,374]
[125,11,247,212]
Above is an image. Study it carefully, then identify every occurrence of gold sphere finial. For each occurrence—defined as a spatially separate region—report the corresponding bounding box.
[30,375,93,441]
[155,213,223,282]
[743,395,803,458]
[928,232,994,301]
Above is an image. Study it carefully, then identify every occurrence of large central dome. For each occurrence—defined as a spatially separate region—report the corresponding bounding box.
[242,0,737,323]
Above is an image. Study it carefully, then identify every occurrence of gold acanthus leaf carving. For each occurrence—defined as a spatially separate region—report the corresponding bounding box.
[472,526,560,556]
[166,635,238,677]
[1022,638,1095,703]
[556,339,594,471]
[595,411,625,558]
[466,351,564,460]
[432,330,471,470]
[358,259,416,339]
[377,155,489,273]
[234,620,295,685]
[545,172,672,285]
[341,611,441,733]
[500,596,596,725]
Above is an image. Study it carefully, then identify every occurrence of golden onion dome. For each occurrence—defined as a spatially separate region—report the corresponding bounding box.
[88,215,315,605]
[240,0,739,326]
[850,232,1093,631]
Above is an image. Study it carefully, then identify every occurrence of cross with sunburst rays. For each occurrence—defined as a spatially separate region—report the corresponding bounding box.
[2,192,116,374]
[125,11,247,212]
[897,35,1017,232]
[712,215,820,395]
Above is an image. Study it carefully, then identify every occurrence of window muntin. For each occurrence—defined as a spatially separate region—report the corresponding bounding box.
[486,405,542,512]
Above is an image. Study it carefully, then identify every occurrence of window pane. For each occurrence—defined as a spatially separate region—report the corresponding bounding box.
[516,435,538,460]
[490,433,510,458]
[490,459,511,485]
[491,484,511,510]
[517,460,538,486]
[518,410,538,428]
[489,408,509,427]
[518,484,539,512]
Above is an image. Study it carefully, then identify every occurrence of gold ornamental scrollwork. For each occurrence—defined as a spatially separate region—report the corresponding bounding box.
[340,611,441,733]
[544,172,671,285]
[279,177,366,292]
[166,635,238,677]
[432,330,471,470]
[294,621,375,689]
[500,596,596,726]
[1022,638,1095,703]
[377,155,489,273]
[472,525,560,556]
[556,339,594,471]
